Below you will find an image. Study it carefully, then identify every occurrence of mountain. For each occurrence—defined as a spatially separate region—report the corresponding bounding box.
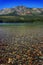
[0,6,43,15]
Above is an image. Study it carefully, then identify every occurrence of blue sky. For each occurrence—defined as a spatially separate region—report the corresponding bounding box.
[0,0,43,9]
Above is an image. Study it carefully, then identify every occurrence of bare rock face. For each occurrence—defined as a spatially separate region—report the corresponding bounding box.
[0,8,14,14]
[0,6,43,15]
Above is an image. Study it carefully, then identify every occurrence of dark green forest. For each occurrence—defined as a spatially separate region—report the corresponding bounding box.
[0,15,43,24]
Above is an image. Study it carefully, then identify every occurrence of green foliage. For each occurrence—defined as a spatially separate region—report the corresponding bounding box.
[0,15,43,23]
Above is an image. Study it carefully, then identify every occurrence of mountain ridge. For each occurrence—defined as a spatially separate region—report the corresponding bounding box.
[0,6,43,15]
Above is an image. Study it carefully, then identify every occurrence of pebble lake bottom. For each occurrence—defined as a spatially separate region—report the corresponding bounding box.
[0,23,43,65]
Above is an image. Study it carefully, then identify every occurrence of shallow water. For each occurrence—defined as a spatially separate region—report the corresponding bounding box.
[0,23,43,40]
[0,23,43,65]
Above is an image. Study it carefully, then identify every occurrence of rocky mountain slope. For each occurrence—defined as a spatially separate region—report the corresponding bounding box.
[0,6,43,15]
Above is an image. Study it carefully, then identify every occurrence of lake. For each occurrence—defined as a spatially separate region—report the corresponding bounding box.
[0,23,43,65]
[0,23,43,39]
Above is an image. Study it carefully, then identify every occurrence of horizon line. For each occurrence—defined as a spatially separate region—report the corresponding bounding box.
[0,5,43,10]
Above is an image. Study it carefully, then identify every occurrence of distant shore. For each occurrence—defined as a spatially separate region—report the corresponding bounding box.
[0,15,43,23]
